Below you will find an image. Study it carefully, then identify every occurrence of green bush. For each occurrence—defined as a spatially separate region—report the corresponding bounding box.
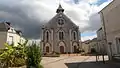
[14,58,26,67]
[0,41,43,68]
[26,43,43,68]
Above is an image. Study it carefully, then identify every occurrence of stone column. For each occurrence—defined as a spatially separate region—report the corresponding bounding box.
[41,29,43,41]
[77,27,80,41]
[78,30,80,41]
[78,30,80,46]
[78,28,81,49]
[70,29,71,40]
[41,28,43,52]
[69,29,72,53]
[51,28,54,52]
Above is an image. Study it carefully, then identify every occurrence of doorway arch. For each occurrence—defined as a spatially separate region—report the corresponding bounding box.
[73,42,78,53]
[59,42,66,53]
[60,46,64,53]
[46,46,49,53]
[74,46,77,53]
[45,43,50,53]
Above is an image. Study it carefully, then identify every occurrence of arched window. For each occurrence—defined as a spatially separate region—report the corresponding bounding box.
[46,31,49,41]
[59,31,64,40]
[61,32,64,40]
[73,31,76,40]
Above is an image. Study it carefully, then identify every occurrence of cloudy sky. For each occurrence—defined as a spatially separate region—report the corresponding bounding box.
[0,0,112,41]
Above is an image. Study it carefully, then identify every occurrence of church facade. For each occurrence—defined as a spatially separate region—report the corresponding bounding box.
[41,5,81,54]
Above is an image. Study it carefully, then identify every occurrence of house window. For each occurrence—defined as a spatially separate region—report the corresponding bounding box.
[116,38,120,53]
[73,31,76,40]
[20,39,23,44]
[116,38,120,44]
[11,29,14,32]
[59,32,64,40]
[8,36,13,45]
[118,39,120,43]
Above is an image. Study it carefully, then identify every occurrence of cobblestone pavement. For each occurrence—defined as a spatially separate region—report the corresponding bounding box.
[41,55,120,68]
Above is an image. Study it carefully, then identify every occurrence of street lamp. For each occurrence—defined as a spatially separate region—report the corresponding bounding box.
[108,42,112,60]
[102,43,105,63]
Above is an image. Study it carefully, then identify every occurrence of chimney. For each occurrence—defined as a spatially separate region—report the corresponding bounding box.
[6,22,11,26]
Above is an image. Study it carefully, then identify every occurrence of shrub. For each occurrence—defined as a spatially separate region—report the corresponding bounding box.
[26,43,43,68]
[0,41,28,67]
[0,41,43,68]
[13,58,26,67]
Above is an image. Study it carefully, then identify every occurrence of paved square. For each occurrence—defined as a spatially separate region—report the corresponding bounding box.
[41,55,120,68]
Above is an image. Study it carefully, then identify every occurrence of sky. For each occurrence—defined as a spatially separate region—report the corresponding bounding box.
[0,0,113,41]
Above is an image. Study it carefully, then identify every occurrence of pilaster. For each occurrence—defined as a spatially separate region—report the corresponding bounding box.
[51,28,54,52]
[69,29,72,53]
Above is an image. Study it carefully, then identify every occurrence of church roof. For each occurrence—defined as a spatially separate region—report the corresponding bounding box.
[45,12,78,28]
[44,5,78,28]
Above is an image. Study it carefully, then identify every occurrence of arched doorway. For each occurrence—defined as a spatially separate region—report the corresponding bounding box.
[60,46,64,53]
[73,42,78,53]
[45,43,50,53]
[59,42,65,53]
[74,46,77,53]
[46,46,49,53]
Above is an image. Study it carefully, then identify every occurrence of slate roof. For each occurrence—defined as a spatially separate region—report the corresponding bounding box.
[45,13,77,27]
[44,4,78,29]
[15,30,22,35]
[0,22,10,31]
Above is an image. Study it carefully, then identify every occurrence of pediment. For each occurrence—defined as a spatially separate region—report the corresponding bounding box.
[44,13,78,29]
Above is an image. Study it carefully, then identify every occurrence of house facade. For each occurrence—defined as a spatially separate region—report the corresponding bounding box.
[99,0,120,60]
[89,38,98,53]
[82,40,91,54]
[82,38,97,54]
[97,27,107,54]
[41,4,81,54]
[0,22,26,48]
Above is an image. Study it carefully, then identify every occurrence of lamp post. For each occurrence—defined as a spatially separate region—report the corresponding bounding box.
[108,42,112,60]
[102,43,105,64]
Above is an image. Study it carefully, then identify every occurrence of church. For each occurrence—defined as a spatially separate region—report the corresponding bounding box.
[41,4,81,54]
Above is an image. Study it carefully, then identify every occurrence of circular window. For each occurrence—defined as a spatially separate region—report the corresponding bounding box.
[58,18,64,25]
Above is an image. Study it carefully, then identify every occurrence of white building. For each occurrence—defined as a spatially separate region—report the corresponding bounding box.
[99,0,120,60]
[0,22,26,48]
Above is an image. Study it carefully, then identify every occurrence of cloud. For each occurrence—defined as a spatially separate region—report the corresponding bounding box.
[81,34,97,41]
[80,0,99,4]
[0,0,112,40]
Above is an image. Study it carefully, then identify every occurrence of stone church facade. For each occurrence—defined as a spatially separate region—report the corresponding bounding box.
[41,4,81,54]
